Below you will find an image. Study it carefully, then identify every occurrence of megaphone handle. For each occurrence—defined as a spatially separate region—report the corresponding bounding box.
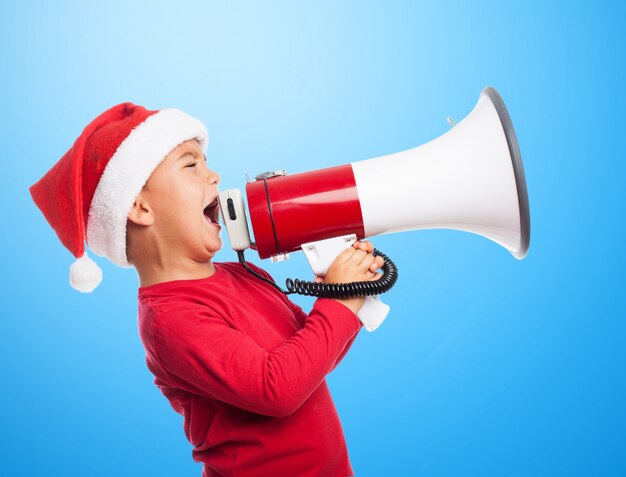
[358,295,390,332]
[301,235,392,332]
[236,246,392,332]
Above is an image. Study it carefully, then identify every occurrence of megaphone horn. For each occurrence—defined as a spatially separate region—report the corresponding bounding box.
[243,86,530,261]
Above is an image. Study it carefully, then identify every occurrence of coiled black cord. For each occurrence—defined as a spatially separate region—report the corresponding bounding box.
[237,248,398,298]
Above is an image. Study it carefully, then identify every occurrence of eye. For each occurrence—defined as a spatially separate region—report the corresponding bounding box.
[185,162,197,168]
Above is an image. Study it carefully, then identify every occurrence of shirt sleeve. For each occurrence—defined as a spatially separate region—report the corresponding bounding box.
[287,298,361,371]
[153,298,361,418]
[246,261,362,370]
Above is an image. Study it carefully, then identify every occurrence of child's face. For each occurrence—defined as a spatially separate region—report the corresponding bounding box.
[136,139,222,263]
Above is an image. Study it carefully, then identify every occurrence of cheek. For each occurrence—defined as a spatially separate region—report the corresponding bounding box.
[149,172,204,224]
[154,186,192,220]
[171,182,205,222]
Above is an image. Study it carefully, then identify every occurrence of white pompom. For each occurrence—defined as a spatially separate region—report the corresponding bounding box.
[69,254,103,293]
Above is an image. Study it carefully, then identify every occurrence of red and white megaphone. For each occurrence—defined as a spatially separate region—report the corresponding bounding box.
[218,87,530,331]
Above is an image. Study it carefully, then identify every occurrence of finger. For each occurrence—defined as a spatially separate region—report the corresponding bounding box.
[345,248,368,265]
[353,240,374,253]
[370,272,383,281]
[370,256,384,272]
[313,276,324,283]
[336,246,358,263]
[359,253,377,270]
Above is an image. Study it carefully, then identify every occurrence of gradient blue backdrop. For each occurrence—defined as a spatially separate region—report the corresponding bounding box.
[1,1,624,475]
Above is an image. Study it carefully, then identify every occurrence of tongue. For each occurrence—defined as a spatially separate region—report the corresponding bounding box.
[203,208,213,223]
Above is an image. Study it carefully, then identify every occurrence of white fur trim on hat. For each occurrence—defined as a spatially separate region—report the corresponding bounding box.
[86,108,209,267]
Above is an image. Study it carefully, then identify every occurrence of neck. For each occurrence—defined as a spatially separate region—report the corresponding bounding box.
[135,257,216,287]
[127,225,219,287]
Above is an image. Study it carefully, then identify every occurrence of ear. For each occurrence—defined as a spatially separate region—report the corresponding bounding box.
[127,193,155,226]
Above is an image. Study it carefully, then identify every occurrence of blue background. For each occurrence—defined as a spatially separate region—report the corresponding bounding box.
[1,1,624,475]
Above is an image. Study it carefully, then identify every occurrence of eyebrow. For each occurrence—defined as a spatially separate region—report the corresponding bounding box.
[176,152,195,161]
[176,150,207,160]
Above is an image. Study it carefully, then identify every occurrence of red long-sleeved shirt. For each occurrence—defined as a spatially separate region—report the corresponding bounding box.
[137,262,362,477]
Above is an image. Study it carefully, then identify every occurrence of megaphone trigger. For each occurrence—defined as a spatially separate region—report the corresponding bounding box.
[301,234,358,277]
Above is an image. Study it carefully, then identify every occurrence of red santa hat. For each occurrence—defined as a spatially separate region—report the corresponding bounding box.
[30,102,208,292]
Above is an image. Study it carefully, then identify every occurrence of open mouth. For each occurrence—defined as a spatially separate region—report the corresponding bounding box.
[203,199,220,224]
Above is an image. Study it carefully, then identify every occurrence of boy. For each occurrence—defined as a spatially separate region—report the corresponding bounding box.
[30,102,385,477]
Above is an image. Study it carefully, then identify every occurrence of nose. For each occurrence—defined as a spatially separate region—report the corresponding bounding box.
[205,168,220,185]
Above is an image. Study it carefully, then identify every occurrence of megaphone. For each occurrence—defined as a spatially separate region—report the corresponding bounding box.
[218,86,530,330]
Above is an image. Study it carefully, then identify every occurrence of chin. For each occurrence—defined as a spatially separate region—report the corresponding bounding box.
[206,241,223,256]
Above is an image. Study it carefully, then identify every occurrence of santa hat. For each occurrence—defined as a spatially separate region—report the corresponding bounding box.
[30,102,208,292]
